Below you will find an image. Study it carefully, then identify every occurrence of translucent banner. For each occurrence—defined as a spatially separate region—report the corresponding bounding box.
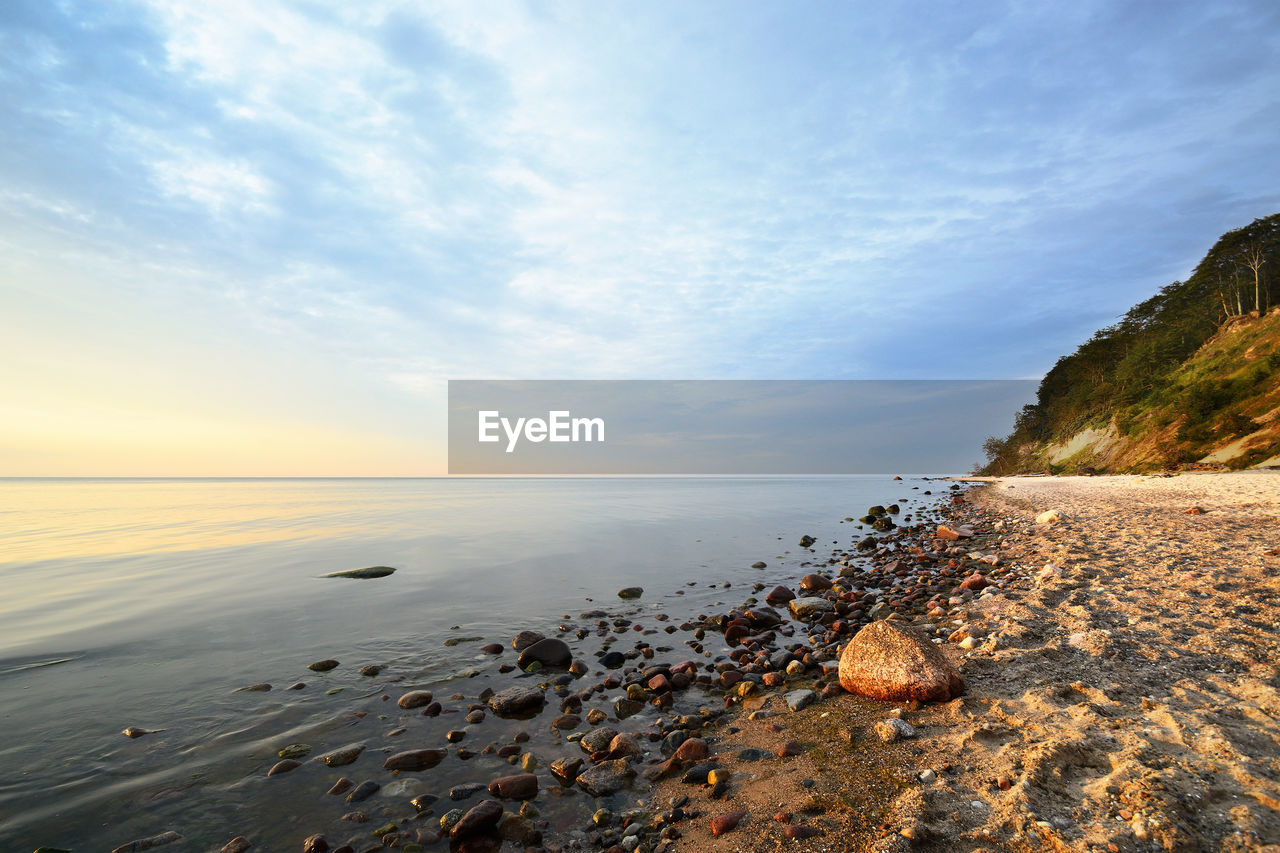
[448,380,1035,475]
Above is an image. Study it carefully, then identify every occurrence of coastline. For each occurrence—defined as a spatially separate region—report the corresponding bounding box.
[668,470,1280,852]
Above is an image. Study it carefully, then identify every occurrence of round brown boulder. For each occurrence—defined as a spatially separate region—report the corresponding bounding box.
[837,620,963,702]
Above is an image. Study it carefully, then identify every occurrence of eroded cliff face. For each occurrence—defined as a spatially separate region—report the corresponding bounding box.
[1025,309,1280,473]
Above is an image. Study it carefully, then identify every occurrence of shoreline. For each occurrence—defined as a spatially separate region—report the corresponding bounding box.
[667,469,1280,852]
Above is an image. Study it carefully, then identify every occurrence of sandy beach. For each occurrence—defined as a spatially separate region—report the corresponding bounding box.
[659,470,1280,853]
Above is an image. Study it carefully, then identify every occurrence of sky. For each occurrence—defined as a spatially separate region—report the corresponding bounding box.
[1,0,1279,475]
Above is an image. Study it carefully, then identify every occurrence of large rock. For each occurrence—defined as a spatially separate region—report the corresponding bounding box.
[487,685,546,716]
[516,638,572,669]
[838,621,963,703]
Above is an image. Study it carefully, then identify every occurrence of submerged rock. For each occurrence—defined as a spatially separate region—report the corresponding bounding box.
[109,831,183,853]
[617,587,644,599]
[315,744,365,767]
[323,566,396,579]
[383,748,447,771]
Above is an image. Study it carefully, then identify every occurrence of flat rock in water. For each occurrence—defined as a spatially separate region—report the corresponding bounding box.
[308,659,339,672]
[323,566,396,579]
[315,744,365,767]
[110,831,184,853]
[838,620,963,703]
[488,685,546,716]
[383,748,447,771]
[267,759,302,776]
[617,587,644,599]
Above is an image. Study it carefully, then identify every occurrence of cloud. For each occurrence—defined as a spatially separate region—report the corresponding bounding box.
[2,0,1280,472]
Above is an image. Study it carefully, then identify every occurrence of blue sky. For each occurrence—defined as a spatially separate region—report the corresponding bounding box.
[2,1,1279,474]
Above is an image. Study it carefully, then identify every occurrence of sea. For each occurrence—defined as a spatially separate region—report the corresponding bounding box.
[0,476,943,849]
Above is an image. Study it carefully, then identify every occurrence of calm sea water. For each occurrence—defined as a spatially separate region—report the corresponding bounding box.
[0,476,936,849]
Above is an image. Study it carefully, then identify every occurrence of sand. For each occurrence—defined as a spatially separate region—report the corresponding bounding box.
[660,471,1280,852]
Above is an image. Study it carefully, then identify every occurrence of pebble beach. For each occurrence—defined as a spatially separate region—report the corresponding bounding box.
[19,471,1280,853]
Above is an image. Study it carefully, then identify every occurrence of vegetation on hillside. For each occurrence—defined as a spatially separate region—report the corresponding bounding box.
[982,213,1280,474]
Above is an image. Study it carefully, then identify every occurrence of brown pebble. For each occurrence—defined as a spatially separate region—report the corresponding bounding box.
[997,775,1011,790]
[326,777,354,795]
[710,811,747,836]
[222,838,252,853]
[267,759,301,776]
[785,825,821,840]
[674,738,708,762]
[307,659,339,672]
[302,836,329,853]
[777,740,803,757]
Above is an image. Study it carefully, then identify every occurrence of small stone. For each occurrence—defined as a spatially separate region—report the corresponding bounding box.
[874,718,916,742]
[777,740,803,757]
[576,758,634,796]
[267,759,301,776]
[222,839,252,853]
[710,811,747,836]
[512,630,545,651]
[345,780,380,802]
[489,773,538,799]
[788,597,834,618]
[326,778,353,795]
[315,744,365,767]
[550,756,584,784]
[917,769,937,784]
[122,726,151,738]
[751,561,768,569]
[323,566,395,579]
[488,685,546,716]
[301,836,328,853]
[1035,510,1064,524]
[785,825,821,840]
[308,659,339,672]
[383,748,447,771]
[618,587,644,599]
[674,738,708,762]
[785,690,817,712]
[450,799,504,841]
[449,782,486,800]
[397,690,434,709]
[358,664,383,676]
